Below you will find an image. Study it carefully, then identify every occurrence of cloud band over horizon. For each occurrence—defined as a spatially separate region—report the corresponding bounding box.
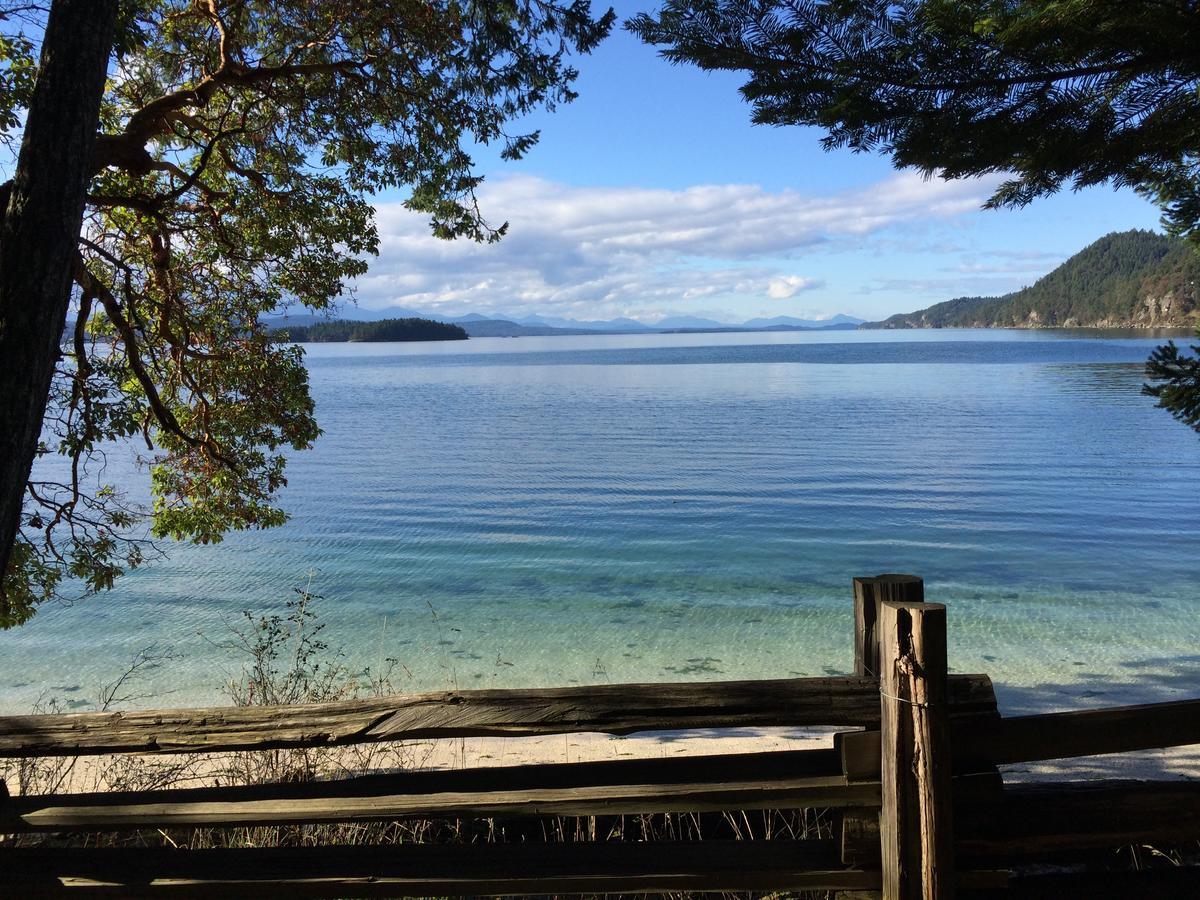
[352,171,1003,323]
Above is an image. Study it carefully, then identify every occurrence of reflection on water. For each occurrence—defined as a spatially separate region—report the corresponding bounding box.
[4,330,1199,714]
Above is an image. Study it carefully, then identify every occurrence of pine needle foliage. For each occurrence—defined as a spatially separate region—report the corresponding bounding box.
[629,0,1200,243]
[631,1,1200,435]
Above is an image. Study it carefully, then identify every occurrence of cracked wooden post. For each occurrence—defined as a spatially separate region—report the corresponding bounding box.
[839,575,926,896]
[879,600,954,900]
[853,575,924,678]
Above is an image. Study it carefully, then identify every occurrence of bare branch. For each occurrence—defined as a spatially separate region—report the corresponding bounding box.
[74,255,238,470]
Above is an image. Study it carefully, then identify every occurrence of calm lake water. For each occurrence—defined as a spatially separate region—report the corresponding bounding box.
[4,329,1200,714]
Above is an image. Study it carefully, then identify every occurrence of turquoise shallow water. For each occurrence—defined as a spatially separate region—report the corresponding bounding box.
[4,329,1200,714]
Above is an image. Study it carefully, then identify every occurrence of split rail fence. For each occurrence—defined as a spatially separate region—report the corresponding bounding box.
[1,574,1199,897]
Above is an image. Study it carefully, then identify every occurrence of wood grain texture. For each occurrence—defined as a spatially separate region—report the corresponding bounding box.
[842,574,925,896]
[853,575,924,678]
[964,697,1200,765]
[879,601,954,900]
[0,674,996,757]
[3,755,882,831]
[841,697,1200,780]
[0,0,119,605]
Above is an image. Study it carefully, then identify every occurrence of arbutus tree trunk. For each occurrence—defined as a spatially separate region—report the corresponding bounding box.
[0,0,118,619]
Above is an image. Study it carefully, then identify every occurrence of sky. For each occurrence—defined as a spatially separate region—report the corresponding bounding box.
[355,4,1166,326]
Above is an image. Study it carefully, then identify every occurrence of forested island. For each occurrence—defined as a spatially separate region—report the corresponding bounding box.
[867,231,1200,329]
[272,317,468,343]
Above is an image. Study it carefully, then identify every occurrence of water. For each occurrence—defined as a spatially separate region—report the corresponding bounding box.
[4,329,1199,715]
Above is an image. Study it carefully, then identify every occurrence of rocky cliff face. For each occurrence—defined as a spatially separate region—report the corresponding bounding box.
[1132,289,1190,326]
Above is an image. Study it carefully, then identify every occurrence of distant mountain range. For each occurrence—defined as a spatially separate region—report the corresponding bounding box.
[263,308,864,338]
[865,230,1200,330]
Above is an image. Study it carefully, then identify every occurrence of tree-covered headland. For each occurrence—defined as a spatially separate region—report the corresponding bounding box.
[630,0,1200,432]
[276,318,468,343]
[869,230,1199,329]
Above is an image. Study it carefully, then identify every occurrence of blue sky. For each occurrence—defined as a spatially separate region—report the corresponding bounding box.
[362,4,1164,324]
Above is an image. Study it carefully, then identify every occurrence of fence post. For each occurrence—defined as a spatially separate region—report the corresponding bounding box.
[879,600,954,900]
[839,575,926,894]
[853,575,924,677]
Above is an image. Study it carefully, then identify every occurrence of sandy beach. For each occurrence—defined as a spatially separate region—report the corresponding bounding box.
[7,724,1198,798]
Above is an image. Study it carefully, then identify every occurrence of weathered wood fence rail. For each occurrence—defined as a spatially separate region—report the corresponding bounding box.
[0,673,997,757]
[1,573,1197,898]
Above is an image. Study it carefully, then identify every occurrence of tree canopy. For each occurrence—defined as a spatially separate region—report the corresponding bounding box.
[0,0,613,626]
[629,0,1200,242]
[870,230,1199,329]
[630,0,1200,431]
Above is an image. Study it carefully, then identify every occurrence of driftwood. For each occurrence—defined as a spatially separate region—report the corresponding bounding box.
[0,674,997,757]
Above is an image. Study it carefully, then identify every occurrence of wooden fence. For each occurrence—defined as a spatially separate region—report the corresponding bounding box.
[1,574,1198,898]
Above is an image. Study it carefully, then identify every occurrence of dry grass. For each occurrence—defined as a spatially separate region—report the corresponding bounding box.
[0,587,838,899]
[6,588,1198,900]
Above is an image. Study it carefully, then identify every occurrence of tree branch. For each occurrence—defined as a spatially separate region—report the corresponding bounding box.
[73,255,237,470]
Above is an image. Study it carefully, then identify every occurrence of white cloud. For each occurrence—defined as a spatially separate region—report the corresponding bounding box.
[353,171,999,320]
[766,275,820,299]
